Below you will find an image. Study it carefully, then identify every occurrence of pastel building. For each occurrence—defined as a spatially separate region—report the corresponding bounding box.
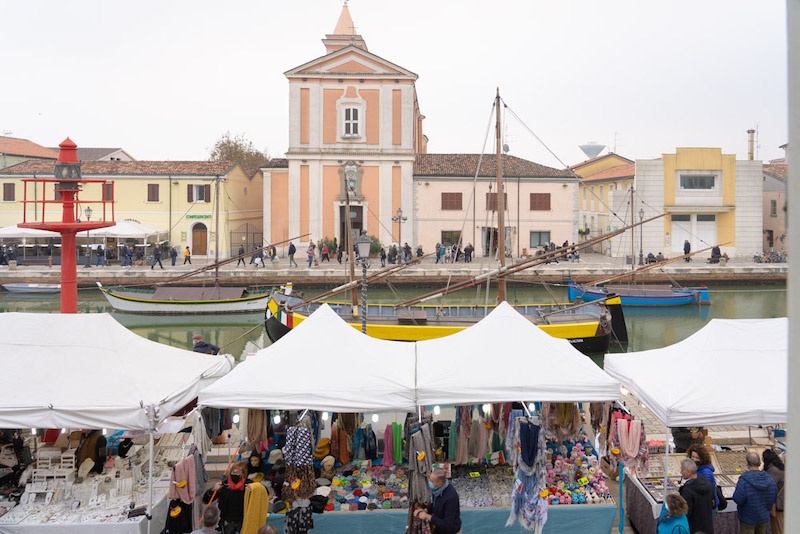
[262,5,577,256]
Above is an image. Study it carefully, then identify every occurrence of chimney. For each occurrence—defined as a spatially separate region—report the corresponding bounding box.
[747,129,755,160]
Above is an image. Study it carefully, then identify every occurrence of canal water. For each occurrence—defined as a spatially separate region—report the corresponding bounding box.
[0,283,786,363]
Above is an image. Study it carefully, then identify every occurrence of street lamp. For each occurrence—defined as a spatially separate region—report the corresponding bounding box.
[391,208,407,263]
[83,206,93,268]
[638,208,644,266]
[355,232,372,334]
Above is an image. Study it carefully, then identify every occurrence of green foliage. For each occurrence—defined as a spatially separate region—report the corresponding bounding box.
[209,131,270,171]
[370,235,381,255]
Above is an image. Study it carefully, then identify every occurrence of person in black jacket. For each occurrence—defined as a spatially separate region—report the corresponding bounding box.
[672,427,705,453]
[679,458,715,534]
[204,462,247,534]
[192,334,220,355]
[414,468,461,534]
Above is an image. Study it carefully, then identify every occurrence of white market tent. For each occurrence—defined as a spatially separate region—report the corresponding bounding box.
[604,317,788,427]
[0,225,60,239]
[200,304,418,412]
[0,312,235,430]
[201,302,620,412]
[90,219,165,240]
[415,301,621,405]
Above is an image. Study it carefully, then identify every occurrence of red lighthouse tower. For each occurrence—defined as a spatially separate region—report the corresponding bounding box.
[19,138,115,313]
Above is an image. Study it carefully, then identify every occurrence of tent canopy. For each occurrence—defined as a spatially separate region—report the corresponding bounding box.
[0,313,234,430]
[415,302,620,405]
[199,304,418,412]
[604,318,787,427]
[0,225,60,239]
[90,219,165,239]
[201,302,619,413]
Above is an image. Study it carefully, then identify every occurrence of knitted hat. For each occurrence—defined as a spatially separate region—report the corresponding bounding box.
[321,455,335,468]
[314,438,331,460]
[315,478,331,487]
[314,486,332,498]
[268,449,283,464]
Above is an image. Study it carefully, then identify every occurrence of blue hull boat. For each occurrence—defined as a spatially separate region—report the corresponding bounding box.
[567,281,710,307]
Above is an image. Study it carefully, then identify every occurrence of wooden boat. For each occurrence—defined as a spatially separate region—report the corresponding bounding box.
[567,281,710,307]
[265,288,627,354]
[97,282,272,314]
[2,283,61,294]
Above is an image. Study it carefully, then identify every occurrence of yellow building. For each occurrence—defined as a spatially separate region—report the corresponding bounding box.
[0,159,262,261]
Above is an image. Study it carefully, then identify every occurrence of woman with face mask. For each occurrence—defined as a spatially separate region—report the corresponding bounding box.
[204,462,247,534]
[687,444,720,517]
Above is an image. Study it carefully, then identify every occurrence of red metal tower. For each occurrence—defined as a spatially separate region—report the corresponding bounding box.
[19,138,115,313]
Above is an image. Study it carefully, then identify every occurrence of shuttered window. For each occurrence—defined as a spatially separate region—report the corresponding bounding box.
[485,192,508,211]
[529,193,550,211]
[147,184,159,202]
[441,192,462,210]
[103,183,114,202]
[2,183,14,201]
[187,184,211,203]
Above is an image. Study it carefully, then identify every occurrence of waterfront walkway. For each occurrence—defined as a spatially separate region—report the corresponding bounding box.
[0,252,787,287]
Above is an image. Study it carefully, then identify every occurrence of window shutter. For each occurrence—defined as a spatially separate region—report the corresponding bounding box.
[187,185,193,203]
[204,184,211,203]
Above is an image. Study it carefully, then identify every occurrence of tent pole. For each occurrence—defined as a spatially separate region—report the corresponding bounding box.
[664,426,671,505]
[618,465,624,534]
[147,430,154,534]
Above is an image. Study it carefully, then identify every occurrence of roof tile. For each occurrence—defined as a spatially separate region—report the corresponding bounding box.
[0,160,238,176]
[414,154,574,178]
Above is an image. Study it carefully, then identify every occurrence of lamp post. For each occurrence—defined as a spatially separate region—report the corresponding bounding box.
[355,232,372,334]
[391,208,407,263]
[638,208,644,266]
[83,206,93,268]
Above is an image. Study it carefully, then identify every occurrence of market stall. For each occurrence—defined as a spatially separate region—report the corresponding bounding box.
[604,317,787,534]
[200,302,622,534]
[0,313,234,533]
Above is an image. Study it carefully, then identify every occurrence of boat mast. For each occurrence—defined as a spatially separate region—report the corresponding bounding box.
[495,88,506,303]
[215,175,221,284]
[630,186,635,273]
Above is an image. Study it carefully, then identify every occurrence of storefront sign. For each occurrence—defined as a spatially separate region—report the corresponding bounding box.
[186,214,212,219]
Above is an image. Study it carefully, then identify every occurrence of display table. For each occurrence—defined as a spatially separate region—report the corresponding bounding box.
[0,493,167,534]
[624,474,757,534]
[265,504,616,534]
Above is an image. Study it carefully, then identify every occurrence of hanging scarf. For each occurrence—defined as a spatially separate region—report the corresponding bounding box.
[519,420,541,471]
[241,483,270,534]
[383,424,395,467]
[617,418,642,468]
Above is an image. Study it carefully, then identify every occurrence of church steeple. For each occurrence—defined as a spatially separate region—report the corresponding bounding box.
[323,2,368,53]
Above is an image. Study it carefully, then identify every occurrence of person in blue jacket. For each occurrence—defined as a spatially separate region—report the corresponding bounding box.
[658,493,690,534]
[414,468,461,534]
[688,444,720,515]
[733,451,778,534]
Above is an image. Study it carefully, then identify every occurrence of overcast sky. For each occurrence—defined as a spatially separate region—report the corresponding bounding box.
[4,1,788,168]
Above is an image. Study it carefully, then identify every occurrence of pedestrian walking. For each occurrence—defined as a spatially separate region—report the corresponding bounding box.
[95,244,105,267]
[288,241,298,267]
[321,243,330,262]
[151,245,164,269]
[236,244,246,267]
[170,246,178,266]
[183,246,191,265]
[733,451,778,534]
[307,242,315,268]
[379,247,386,267]
[684,240,692,262]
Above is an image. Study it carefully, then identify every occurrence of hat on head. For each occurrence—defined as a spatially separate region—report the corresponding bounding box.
[268,449,283,465]
[321,455,335,468]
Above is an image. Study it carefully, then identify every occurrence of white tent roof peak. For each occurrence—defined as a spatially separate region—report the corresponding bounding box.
[200,304,418,412]
[604,317,788,426]
[415,301,620,405]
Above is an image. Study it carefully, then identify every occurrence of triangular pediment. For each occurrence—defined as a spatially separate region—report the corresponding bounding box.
[285,45,417,80]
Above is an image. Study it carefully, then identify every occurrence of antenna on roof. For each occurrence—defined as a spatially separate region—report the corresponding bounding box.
[579,142,605,159]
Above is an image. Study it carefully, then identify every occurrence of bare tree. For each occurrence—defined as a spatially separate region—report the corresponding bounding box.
[209,132,270,171]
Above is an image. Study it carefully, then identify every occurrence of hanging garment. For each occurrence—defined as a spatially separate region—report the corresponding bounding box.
[284,426,313,467]
[383,424,395,467]
[448,421,458,461]
[166,499,194,534]
[364,424,378,460]
[285,506,314,534]
[506,415,548,533]
[169,455,197,504]
[392,422,403,466]
[352,427,365,461]
[241,483,270,534]
[409,423,434,502]
[247,409,269,451]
